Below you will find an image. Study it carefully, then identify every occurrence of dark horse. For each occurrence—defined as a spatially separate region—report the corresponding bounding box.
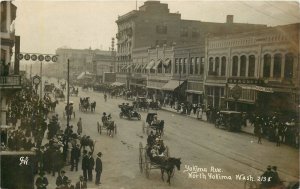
[91,101,96,112]
[50,100,59,112]
[103,120,115,137]
[160,157,181,185]
[151,120,164,136]
[80,135,95,153]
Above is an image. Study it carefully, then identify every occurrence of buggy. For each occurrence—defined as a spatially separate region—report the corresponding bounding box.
[119,104,141,120]
[142,113,165,136]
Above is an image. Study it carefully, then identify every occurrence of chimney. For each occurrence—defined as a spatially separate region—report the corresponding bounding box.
[226,15,234,24]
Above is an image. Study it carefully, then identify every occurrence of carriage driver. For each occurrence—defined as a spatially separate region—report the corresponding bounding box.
[102,112,108,123]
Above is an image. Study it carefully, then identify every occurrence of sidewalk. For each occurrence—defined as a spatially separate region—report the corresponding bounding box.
[159,106,255,136]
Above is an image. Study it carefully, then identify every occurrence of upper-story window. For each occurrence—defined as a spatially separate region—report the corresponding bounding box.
[232,56,238,76]
[215,57,220,76]
[200,57,204,75]
[175,58,178,74]
[180,28,188,37]
[190,57,194,75]
[263,54,271,78]
[248,55,255,77]
[179,58,182,74]
[183,58,187,74]
[240,55,246,77]
[221,56,226,76]
[284,53,294,79]
[273,53,282,78]
[1,2,7,32]
[156,25,167,34]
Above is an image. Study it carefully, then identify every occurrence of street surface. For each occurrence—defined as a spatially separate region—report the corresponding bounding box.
[40,77,299,189]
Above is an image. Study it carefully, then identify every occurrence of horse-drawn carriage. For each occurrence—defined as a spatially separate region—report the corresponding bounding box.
[79,97,96,112]
[139,141,181,185]
[54,88,65,101]
[119,103,141,120]
[215,111,242,132]
[44,83,55,94]
[133,97,149,111]
[70,86,79,96]
[97,118,117,137]
[142,113,165,136]
[63,101,75,119]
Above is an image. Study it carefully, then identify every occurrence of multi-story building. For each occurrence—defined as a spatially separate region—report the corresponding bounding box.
[115,1,267,105]
[0,1,20,126]
[205,23,299,114]
[56,48,115,82]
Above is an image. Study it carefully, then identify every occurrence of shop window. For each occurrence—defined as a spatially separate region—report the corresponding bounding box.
[284,53,293,79]
[240,55,246,77]
[263,54,271,78]
[221,56,226,76]
[232,56,238,76]
[248,55,255,77]
[273,53,282,78]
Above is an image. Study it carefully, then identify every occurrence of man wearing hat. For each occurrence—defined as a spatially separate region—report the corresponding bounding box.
[87,151,95,181]
[70,144,81,171]
[102,112,107,123]
[56,170,69,188]
[35,171,49,189]
[95,152,103,185]
[75,176,87,189]
[261,165,272,187]
[82,150,89,181]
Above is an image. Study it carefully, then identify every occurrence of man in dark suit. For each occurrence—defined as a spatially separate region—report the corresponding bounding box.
[71,144,81,171]
[87,151,95,181]
[35,171,48,189]
[95,152,103,185]
[56,170,68,188]
[81,150,89,181]
[75,176,87,189]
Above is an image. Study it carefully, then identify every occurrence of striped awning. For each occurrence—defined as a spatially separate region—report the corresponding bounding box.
[164,58,171,66]
[152,59,162,70]
[145,60,155,70]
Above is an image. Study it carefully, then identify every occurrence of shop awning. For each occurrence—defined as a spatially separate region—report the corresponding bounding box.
[111,82,125,87]
[145,60,155,70]
[77,71,94,80]
[161,80,183,91]
[126,64,133,69]
[134,64,141,70]
[164,58,171,67]
[120,65,127,70]
[152,59,162,70]
[141,63,148,70]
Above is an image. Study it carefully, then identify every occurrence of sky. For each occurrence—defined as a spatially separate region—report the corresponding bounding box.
[13,0,300,55]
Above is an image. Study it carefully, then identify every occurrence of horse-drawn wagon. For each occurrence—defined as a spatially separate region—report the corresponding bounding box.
[119,103,141,120]
[79,97,96,112]
[142,113,164,136]
[54,88,65,101]
[139,141,181,185]
[97,119,117,137]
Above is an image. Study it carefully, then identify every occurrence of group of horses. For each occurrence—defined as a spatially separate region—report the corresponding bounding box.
[79,97,96,112]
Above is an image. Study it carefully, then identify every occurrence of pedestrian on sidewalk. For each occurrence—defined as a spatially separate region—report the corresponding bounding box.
[87,151,95,181]
[55,170,69,189]
[82,150,89,181]
[75,176,87,189]
[77,118,82,136]
[257,125,262,144]
[70,144,80,171]
[95,152,102,185]
[35,171,49,189]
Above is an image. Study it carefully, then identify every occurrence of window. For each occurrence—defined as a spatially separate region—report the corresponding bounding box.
[180,28,188,37]
[263,54,271,78]
[156,25,167,34]
[284,53,293,79]
[183,58,187,74]
[195,57,199,74]
[248,55,255,77]
[215,57,220,76]
[208,57,214,75]
[221,56,226,76]
[232,56,238,76]
[240,55,246,77]
[179,59,182,73]
[165,60,172,74]
[273,53,282,78]
[175,58,178,73]
[190,57,194,74]
[200,57,204,75]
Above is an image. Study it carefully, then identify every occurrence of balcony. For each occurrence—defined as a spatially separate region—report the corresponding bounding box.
[0,75,22,89]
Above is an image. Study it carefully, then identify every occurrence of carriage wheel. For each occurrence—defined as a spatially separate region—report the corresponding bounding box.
[244,180,258,189]
[165,146,170,158]
[99,124,102,135]
[139,142,143,173]
[142,122,145,133]
[137,114,141,120]
[114,124,117,134]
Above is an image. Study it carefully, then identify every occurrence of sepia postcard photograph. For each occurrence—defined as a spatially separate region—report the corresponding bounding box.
[0,0,299,188]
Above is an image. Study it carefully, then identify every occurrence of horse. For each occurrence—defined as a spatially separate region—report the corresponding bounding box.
[80,135,95,153]
[90,101,96,112]
[160,157,181,185]
[103,120,115,137]
[50,100,59,112]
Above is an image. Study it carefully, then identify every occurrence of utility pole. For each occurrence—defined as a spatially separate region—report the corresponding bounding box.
[40,61,43,98]
[67,59,70,128]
